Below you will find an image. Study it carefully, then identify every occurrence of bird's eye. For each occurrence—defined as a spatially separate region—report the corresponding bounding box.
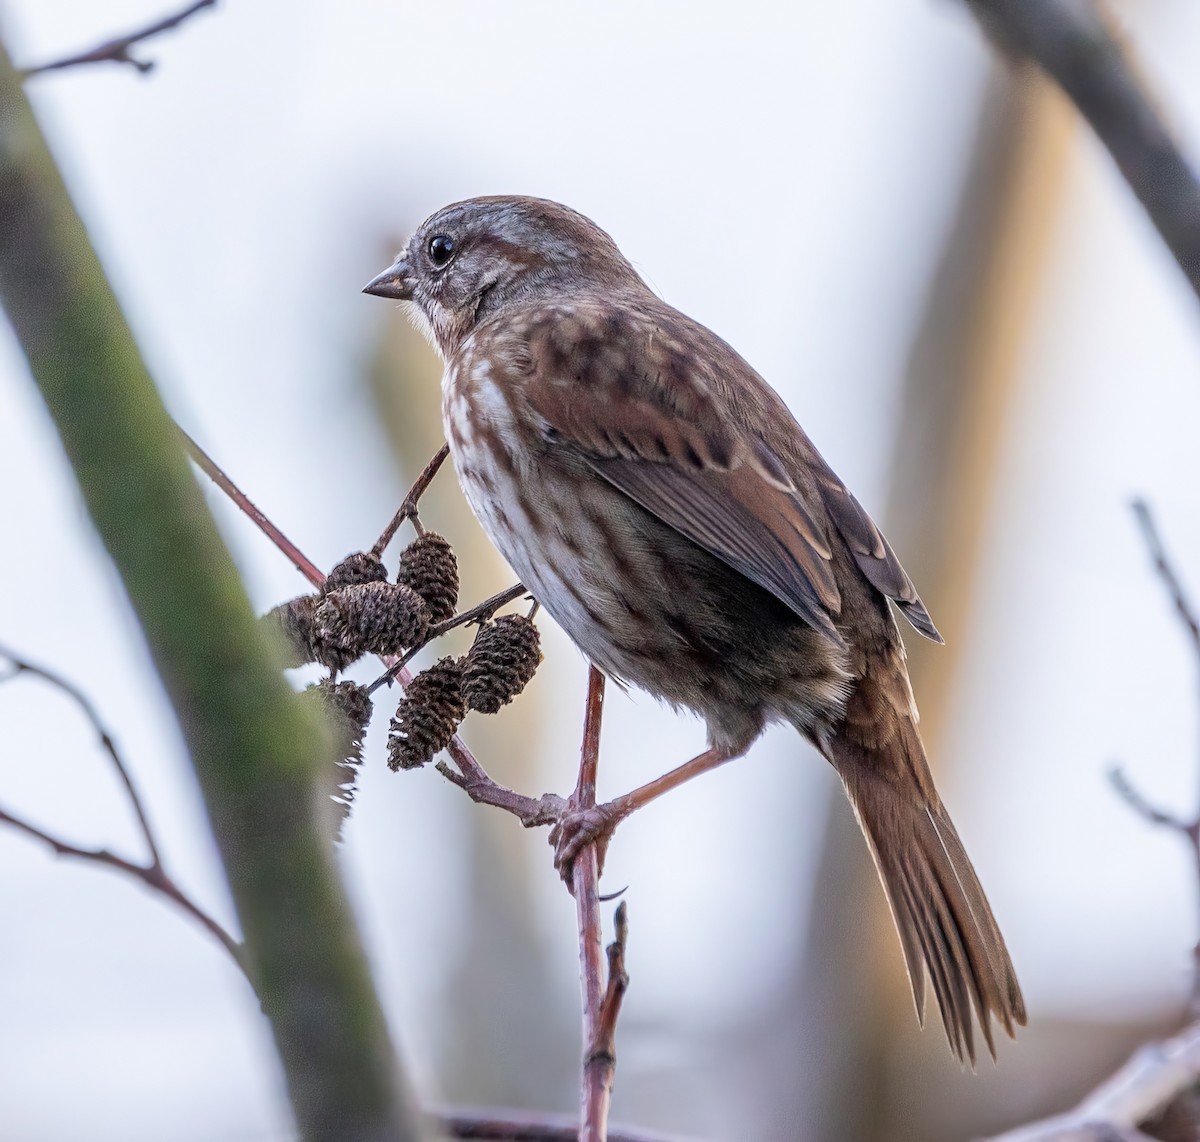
[428,234,456,267]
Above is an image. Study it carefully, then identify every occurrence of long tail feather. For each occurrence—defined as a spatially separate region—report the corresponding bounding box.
[828,723,1026,1063]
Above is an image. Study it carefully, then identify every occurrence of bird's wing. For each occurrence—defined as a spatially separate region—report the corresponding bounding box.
[511,304,846,645]
[815,475,943,643]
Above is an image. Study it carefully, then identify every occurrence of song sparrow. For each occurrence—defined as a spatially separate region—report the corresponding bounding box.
[365,196,1025,1061]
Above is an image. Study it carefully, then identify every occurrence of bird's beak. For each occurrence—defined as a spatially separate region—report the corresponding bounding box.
[362,256,413,300]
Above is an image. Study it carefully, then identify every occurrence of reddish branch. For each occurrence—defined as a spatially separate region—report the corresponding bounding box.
[570,668,632,1142]
[373,442,450,552]
[368,582,528,697]
[440,1105,685,1141]
[0,644,245,974]
[181,426,324,584]
[21,0,217,78]
[183,431,637,1135]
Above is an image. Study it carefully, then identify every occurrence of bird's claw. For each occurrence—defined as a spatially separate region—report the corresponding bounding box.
[550,802,620,883]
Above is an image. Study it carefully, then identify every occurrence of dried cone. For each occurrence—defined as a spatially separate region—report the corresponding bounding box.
[462,614,542,713]
[304,679,374,768]
[322,551,388,595]
[303,679,374,833]
[396,532,459,624]
[313,582,429,661]
[261,595,320,668]
[387,656,467,770]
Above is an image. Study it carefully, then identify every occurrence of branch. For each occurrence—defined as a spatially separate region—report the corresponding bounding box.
[1109,500,1200,1014]
[367,582,528,697]
[1132,500,1200,658]
[373,442,450,553]
[185,430,547,837]
[570,667,631,1142]
[981,1020,1200,1140]
[964,0,1200,304]
[20,0,216,78]
[180,425,325,585]
[438,1105,689,1142]
[0,39,430,1139]
[0,644,245,969]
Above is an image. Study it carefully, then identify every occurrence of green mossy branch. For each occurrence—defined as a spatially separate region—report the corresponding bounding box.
[0,37,430,1142]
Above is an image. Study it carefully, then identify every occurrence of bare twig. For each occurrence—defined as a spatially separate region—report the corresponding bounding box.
[434,760,564,827]
[366,582,528,696]
[963,0,1200,303]
[1132,500,1200,657]
[1109,766,1190,834]
[21,0,216,78]
[0,644,245,972]
[981,1020,1200,1141]
[1109,501,1200,1015]
[1006,505,1200,1139]
[180,424,324,585]
[570,667,628,1142]
[438,1105,690,1141]
[373,443,450,554]
[0,36,429,1133]
[183,429,554,831]
[593,902,630,1073]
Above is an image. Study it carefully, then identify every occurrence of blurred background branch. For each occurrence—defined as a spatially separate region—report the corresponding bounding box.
[984,504,1200,1137]
[985,1019,1200,1141]
[965,0,1200,303]
[0,643,245,971]
[0,32,430,1142]
[19,0,215,78]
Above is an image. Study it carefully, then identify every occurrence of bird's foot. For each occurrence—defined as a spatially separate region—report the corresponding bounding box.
[550,801,623,883]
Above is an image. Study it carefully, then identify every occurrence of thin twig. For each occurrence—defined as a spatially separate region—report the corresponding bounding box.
[180,424,324,586]
[0,643,162,866]
[963,0,1200,304]
[1132,500,1200,656]
[434,760,564,828]
[437,1104,691,1141]
[366,582,527,696]
[0,803,245,969]
[372,443,450,555]
[0,645,245,973]
[592,902,630,1074]
[1109,766,1190,834]
[182,429,547,827]
[1112,501,1200,1016]
[571,667,621,1142]
[21,0,216,78]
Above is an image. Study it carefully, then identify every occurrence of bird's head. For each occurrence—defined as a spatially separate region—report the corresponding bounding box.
[363,195,642,357]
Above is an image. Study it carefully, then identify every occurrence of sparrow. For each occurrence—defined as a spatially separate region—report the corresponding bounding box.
[364,195,1025,1062]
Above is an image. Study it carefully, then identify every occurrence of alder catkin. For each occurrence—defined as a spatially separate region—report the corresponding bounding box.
[322,551,388,594]
[313,582,429,659]
[387,656,467,770]
[396,532,459,624]
[261,594,319,668]
[462,614,542,713]
[303,679,374,833]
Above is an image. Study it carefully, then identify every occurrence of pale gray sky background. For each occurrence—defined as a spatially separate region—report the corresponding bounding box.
[2,2,1200,1139]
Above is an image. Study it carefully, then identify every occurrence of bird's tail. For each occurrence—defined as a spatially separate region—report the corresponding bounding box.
[826,716,1026,1063]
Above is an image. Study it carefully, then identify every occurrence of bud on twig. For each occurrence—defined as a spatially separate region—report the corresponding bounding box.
[387,657,467,770]
[463,614,542,713]
[396,532,459,624]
